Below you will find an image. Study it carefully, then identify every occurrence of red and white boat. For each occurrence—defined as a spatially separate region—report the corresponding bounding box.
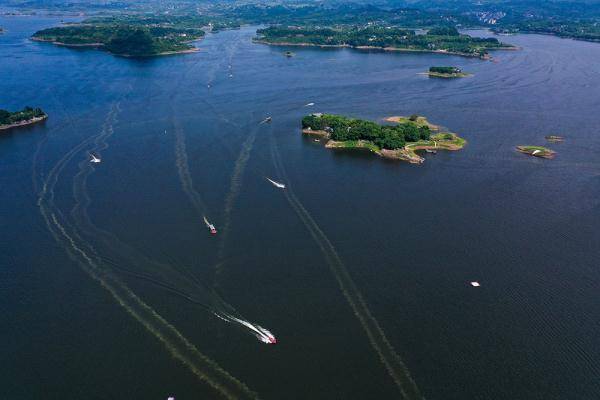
[203,216,217,235]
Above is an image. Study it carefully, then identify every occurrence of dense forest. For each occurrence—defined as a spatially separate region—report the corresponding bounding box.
[302,114,432,150]
[256,26,510,57]
[492,21,600,42]
[32,19,205,56]
[429,66,461,74]
[25,1,600,58]
[0,107,46,126]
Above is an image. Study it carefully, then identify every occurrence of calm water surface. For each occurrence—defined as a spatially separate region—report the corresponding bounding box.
[1,16,599,400]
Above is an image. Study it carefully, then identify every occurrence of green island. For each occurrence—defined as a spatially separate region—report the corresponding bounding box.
[302,113,465,164]
[31,17,208,57]
[426,66,471,78]
[255,26,513,59]
[493,21,600,43]
[0,107,47,130]
[516,145,556,159]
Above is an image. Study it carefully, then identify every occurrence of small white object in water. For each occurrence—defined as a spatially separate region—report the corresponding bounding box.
[305,102,315,106]
[470,281,480,287]
[167,397,175,400]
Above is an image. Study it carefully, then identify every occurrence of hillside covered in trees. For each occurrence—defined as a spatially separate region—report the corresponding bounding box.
[0,107,47,129]
[32,17,206,56]
[256,26,512,58]
[302,113,430,150]
[302,113,466,163]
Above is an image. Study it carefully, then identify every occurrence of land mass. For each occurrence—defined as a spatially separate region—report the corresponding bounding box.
[0,107,47,130]
[255,26,514,59]
[516,145,556,159]
[32,18,206,57]
[425,66,471,78]
[302,113,465,164]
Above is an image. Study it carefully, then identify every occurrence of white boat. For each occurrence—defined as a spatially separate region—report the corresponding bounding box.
[470,281,481,287]
[304,102,315,107]
[89,153,101,163]
[531,150,541,155]
[266,177,285,189]
[260,116,272,124]
[203,216,217,235]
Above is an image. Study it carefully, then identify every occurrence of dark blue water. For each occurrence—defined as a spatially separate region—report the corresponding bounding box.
[1,16,599,400]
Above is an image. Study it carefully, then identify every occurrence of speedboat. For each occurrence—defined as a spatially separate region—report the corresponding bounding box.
[266,177,285,189]
[203,216,217,235]
[89,153,101,163]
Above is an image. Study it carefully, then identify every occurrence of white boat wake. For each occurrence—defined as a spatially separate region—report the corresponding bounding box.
[266,177,285,189]
[218,312,277,344]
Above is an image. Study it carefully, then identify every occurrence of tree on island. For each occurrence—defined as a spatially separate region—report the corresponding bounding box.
[302,114,431,150]
[0,106,46,125]
[429,66,462,74]
[105,28,156,56]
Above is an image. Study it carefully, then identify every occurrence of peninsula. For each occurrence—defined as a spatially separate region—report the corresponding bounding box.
[32,18,206,57]
[256,26,513,59]
[426,66,471,78]
[0,107,47,130]
[516,145,556,159]
[302,113,465,164]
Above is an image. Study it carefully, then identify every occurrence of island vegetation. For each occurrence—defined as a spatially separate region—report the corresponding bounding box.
[256,25,513,58]
[516,145,556,159]
[32,17,207,57]
[302,113,465,164]
[0,107,47,130]
[426,66,470,78]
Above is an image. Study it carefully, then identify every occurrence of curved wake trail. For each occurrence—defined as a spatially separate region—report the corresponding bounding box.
[269,136,424,400]
[215,124,259,280]
[66,107,275,348]
[36,106,261,400]
[174,118,208,217]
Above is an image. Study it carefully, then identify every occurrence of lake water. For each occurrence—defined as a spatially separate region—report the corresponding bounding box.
[1,16,599,400]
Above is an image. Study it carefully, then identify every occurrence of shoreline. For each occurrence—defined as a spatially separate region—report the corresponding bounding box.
[516,145,556,159]
[0,115,47,131]
[31,36,201,57]
[303,127,465,164]
[254,39,516,59]
[419,71,472,78]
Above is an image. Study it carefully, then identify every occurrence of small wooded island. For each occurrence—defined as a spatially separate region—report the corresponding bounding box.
[516,145,556,159]
[302,113,465,164]
[32,18,206,57]
[256,26,513,59]
[426,66,471,78]
[0,107,47,130]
